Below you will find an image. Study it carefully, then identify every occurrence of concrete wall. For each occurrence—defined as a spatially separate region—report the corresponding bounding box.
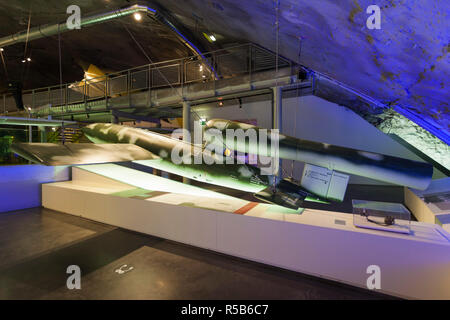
[0,165,69,213]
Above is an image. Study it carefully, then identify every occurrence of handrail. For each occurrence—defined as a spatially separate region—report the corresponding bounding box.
[1,43,294,113]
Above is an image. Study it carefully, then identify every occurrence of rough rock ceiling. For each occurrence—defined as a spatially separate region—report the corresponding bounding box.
[0,0,448,139]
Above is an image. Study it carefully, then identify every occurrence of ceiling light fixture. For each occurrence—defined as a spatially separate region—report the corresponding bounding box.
[0,48,4,52]
[133,12,142,21]
[209,34,216,42]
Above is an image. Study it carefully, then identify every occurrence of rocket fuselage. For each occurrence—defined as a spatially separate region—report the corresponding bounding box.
[204,119,433,190]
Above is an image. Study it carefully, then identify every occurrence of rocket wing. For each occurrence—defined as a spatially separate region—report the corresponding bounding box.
[11,142,160,166]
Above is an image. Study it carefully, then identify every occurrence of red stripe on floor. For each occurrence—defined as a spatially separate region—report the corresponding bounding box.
[234,202,259,215]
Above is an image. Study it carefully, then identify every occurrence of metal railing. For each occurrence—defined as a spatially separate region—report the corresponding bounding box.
[1,43,293,114]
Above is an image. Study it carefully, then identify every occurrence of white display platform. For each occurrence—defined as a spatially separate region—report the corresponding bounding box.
[42,164,450,299]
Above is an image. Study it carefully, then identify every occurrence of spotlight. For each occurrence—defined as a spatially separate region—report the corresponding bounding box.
[133,12,142,21]
[0,48,3,52]
[27,57,31,62]
[209,34,216,42]
[22,59,26,63]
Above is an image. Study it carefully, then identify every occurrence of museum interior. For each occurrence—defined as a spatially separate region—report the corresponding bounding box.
[0,0,448,300]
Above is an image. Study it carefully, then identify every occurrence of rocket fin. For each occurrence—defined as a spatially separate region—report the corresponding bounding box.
[11,142,159,166]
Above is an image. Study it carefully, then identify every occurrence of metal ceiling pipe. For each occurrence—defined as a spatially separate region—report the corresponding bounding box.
[150,6,216,78]
[0,4,156,48]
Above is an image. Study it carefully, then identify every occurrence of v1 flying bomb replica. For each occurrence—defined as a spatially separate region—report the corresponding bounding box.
[11,120,433,210]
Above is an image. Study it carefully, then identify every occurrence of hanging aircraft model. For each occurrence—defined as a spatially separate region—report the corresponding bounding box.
[10,119,433,210]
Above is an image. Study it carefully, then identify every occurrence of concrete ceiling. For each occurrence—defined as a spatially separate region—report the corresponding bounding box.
[0,0,448,138]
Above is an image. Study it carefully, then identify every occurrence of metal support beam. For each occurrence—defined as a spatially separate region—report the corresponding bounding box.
[272,86,282,131]
[272,86,282,178]
[0,116,75,127]
[182,100,191,184]
[0,5,156,48]
[111,112,119,124]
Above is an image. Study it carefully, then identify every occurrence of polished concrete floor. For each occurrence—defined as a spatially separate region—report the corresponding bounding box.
[0,207,395,300]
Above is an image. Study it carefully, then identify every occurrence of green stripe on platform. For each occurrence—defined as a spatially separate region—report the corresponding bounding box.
[111,188,154,198]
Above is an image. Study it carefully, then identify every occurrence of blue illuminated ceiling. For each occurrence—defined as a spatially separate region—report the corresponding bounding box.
[163,0,449,141]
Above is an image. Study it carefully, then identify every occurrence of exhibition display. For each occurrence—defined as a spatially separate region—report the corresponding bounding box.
[352,200,411,234]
